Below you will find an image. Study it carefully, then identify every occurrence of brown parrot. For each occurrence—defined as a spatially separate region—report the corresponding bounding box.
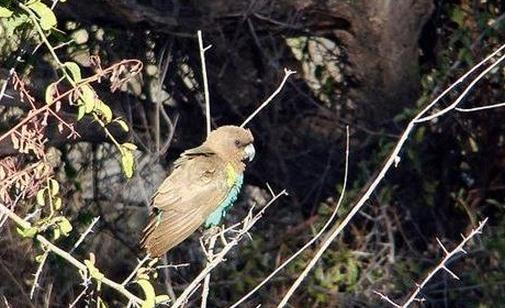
[140,125,255,257]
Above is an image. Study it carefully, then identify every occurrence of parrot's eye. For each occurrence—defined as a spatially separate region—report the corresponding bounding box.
[234,139,241,147]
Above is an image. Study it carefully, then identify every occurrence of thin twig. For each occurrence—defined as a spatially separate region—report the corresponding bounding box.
[456,101,505,112]
[240,68,296,128]
[69,216,100,254]
[68,285,88,308]
[30,250,49,299]
[275,42,505,308]
[197,30,212,136]
[416,44,505,123]
[122,255,151,286]
[230,126,350,307]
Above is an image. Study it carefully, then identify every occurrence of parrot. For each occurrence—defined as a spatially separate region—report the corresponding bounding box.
[140,125,255,257]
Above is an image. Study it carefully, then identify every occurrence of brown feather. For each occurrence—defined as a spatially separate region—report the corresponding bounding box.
[140,126,255,257]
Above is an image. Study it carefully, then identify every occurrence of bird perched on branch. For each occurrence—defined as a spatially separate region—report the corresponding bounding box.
[140,125,255,257]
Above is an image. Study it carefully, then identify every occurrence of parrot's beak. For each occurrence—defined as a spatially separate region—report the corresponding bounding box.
[244,144,256,162]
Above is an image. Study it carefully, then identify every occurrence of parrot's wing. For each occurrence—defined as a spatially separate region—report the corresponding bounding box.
[140,152,229,257]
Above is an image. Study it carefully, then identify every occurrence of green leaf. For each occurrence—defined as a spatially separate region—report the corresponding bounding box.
[0,6,13,18]
[114,119,129,132]
[137,279,155,308]
[52,228,60,240]
[94,99,112,123]
[64,62,82,82]
[53,196,62,210]
[36,189,46,206]
[84,259,105,281]
[121,142,137,151]
[79,85,95,113]
[45,84,55,105]
[450,6,465,27]
[77,105,85,120]
[27,1,57,30]
[16,226,38,238]
[121,149,134,178]
[35,253,47,263]
[48,179,59,196]
[155,295,170,304]
[57,216,72,236]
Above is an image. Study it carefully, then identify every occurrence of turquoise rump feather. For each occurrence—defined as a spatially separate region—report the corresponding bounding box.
[204,174,244,227]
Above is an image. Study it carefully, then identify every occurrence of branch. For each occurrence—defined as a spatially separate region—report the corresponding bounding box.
[376,218,488,307]
[240,68,296,128]
[69,216,100,254]
[0,203,144,306]
[200,235,217,308]
[197,30,212,137]
[171,188,288,308]
[275,42,505,307]
[29,250,48,300]
[230,126,350,307]
[456,101,505,113]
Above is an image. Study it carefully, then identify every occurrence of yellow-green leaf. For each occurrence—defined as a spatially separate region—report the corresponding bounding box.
[94,100,112,123]
[84,259,105,281]
[155,295,170,304]
[121,142,137,151]
[77,105,85,120]
[57,217,72,236]
[27,1,57,30]
[53,196,62,210]
[35,253,47,263]
[64,61,82,82]
[0,7,13,18]
[121,149,134,178]
[52,228,60,240]
[16,226,38,238]
[45,84,55,105]
[48,179,59,196]
[137,279,155,308]
[115,119,129,132]
[79,85,95,113]
[36,189,46,206]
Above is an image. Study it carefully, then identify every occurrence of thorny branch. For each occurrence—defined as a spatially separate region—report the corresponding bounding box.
[375,218,488,308]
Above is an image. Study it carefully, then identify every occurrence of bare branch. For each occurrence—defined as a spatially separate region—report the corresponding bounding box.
[197,30,212,136]
[240,69,296,128]
[30,251,49,299]
[456,101,505,113]
[399,218,488,307]
[69,216,100,254]
[201,235,217,308]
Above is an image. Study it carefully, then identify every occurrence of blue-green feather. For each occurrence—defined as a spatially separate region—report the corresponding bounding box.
[204,174,244,227]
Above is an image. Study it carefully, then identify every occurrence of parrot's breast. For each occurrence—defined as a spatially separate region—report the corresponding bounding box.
[204,164,243,227]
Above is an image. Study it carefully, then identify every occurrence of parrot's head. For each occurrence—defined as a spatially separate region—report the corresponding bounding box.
[204,125,255,165]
